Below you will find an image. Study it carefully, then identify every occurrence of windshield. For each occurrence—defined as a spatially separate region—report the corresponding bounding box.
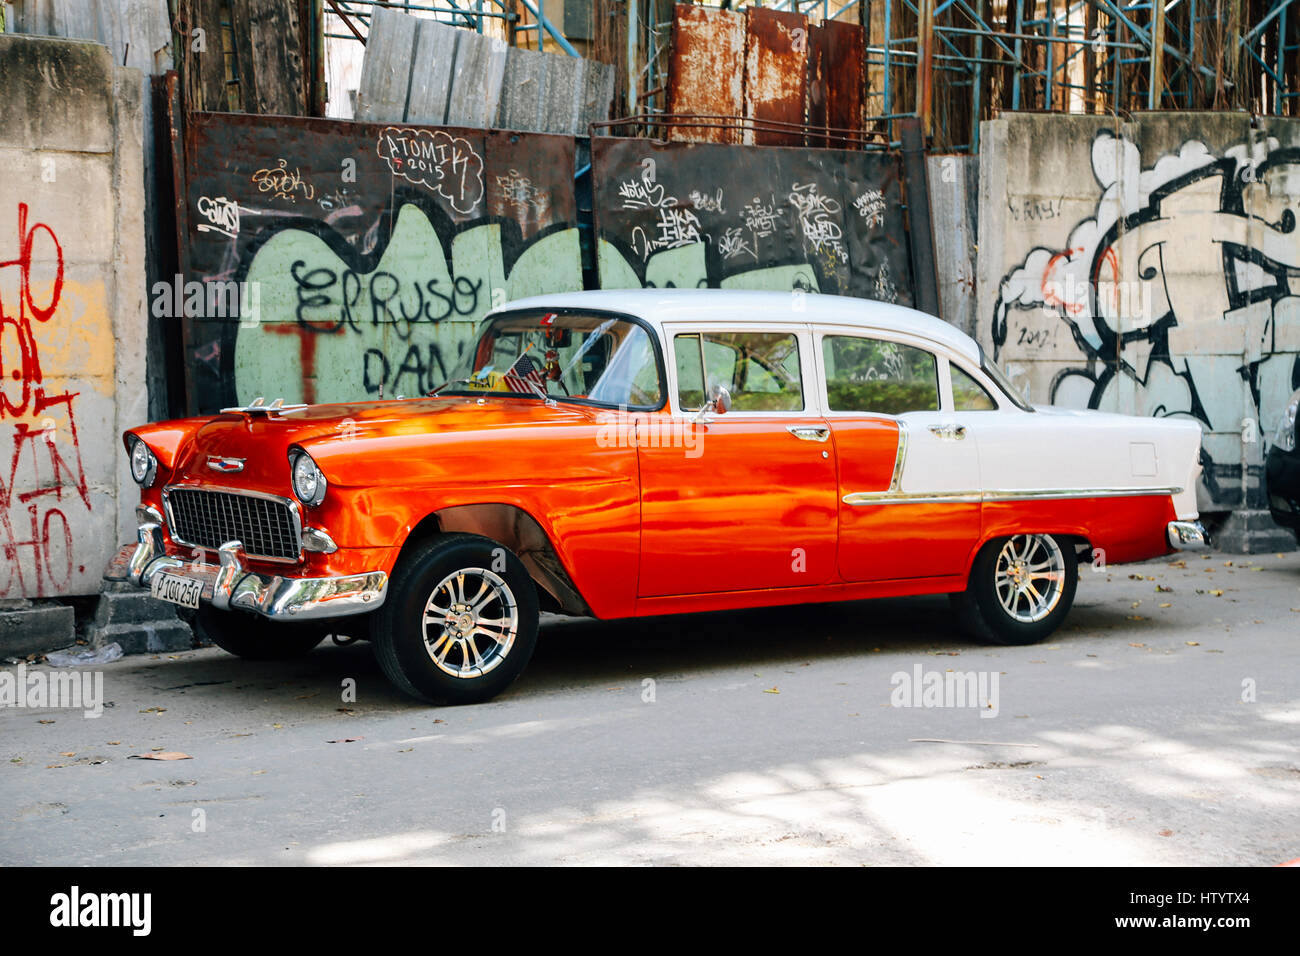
[980,354,1034,412]
[440,310,664,409]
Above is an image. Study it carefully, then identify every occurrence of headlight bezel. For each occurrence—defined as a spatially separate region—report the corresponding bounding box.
[128,435,158,488]
[289,449,328,507]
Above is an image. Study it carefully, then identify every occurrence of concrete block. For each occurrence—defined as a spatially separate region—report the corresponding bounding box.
[93,588,181,628]
[0,603,76,658]
[90,620,193,656]
[0,34,115,152]
[1213,509,1298,555]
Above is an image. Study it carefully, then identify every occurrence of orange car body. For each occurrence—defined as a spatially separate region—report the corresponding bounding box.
[107,290,1207,629]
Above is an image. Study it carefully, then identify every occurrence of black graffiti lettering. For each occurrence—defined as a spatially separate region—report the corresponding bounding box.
[341,268,363,332]
[362,348,389,394]
[291,260,345,331]
[392,344,427,396]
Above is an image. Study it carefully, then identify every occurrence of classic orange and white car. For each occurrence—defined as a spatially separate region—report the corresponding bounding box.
[107,290,1208,704]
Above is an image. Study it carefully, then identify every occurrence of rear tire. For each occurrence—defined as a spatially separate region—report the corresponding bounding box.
[371,533,539,705]
[951,533,1078,646]
[192,606,328,660]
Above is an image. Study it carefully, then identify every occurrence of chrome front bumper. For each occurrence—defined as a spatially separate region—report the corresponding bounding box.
[104,523,387,622]
[1167,520,1210,551]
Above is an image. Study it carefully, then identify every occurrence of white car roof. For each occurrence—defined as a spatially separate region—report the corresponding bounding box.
[497,289,983,365]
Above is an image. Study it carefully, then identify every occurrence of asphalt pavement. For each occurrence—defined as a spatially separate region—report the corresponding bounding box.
[3,550,1298,865]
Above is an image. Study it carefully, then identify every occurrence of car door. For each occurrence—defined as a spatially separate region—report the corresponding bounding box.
[817,329,983,581]
[636,325,839,597]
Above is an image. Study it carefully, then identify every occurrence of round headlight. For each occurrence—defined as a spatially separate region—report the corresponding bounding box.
[290,451,327,507]
[129,437,157,488]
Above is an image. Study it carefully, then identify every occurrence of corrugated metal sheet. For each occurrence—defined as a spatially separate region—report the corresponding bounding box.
[808,19,864,150]
[666,4,745,144]
[743,7,808,147]
[356,7,611,135]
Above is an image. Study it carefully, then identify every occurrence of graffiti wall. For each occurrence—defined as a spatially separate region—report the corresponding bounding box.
[978,113,1300,513]
[0,36,147,598]
[180,113,583,412]
[592,137,913,303]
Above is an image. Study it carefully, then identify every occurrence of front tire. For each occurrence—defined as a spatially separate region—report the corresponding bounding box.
[192,606,328,660]
[371,534,539,705]
[951,533,1078,646]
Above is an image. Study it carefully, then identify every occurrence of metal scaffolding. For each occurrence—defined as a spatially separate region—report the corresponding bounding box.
[661,1,1300,151]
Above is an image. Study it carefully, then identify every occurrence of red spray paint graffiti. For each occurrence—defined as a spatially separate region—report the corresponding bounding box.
[0,204,90,597]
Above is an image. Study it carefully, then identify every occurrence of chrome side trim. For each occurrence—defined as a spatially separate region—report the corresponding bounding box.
[162,484,304,564]
[1167,520,1210,550]
[888,422,908,492]
[103,529,386,622]
[843,485,1183,506]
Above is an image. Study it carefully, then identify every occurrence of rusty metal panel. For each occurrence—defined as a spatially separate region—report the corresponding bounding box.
[743,7,808,146]
[666,3,744,144]
[178,114,581,412]
[808,19,864,150]
[591,137,913,306]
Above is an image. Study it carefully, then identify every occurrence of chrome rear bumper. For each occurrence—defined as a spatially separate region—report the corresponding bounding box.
[1167,520,1210,551]
[104,523,387,622]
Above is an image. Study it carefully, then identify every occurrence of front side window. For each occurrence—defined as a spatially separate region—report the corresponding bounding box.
[673,332,803,412]
[443,311,663,409]
[952,364,998,411]
[822,335,939,414]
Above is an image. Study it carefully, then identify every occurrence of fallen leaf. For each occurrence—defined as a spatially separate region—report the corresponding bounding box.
[1185,641,1199,646]
[37,719,54,725]
[432,718,445,724]
[129,752,192,761]
[252,770,267,775]
[763,687,780,694]
[326,737,364,744]
[139,707,166,714]
[1159,602,1172,608]
[58,751,75,757]
[1127,615,1147,621]
[1210,589,1224,597]
[398,747,414,753]
[107,741,120,745]
[1128,642,1145,648]
[1156,584,1173,592]
[1158,828,1174,837]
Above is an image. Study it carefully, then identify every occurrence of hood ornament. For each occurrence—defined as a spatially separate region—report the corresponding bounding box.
[220,396,307,416]
[207,455,246,473]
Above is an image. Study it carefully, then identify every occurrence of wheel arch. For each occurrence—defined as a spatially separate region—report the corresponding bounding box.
[395,503,591,616]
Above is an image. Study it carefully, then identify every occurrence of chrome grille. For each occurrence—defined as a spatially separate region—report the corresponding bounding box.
[166,488,300,562]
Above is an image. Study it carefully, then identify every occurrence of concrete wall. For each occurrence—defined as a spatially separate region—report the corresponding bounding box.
[927,153,979,338]
[978,112,1300,518]
[0,34,146,598]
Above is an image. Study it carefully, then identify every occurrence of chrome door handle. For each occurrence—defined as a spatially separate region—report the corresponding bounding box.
[928,424,967,440]
[787,425,830,443]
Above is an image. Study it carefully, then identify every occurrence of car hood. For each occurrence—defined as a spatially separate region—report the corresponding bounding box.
[170,396,608,492]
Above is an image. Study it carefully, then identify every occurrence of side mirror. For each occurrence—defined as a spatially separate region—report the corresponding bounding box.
[694,383,732,422]
[708,383,732,415]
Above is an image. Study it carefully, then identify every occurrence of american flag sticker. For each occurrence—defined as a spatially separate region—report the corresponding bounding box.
[503,353,547,397]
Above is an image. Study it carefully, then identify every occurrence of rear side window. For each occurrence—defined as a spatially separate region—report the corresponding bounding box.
[822,335,938,414]
[674,332,803,412]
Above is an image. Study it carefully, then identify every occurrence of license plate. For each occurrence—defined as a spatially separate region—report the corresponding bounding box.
[151,572,203,609]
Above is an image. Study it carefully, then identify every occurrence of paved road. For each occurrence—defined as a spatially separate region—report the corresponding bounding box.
[4,550,1298,866]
